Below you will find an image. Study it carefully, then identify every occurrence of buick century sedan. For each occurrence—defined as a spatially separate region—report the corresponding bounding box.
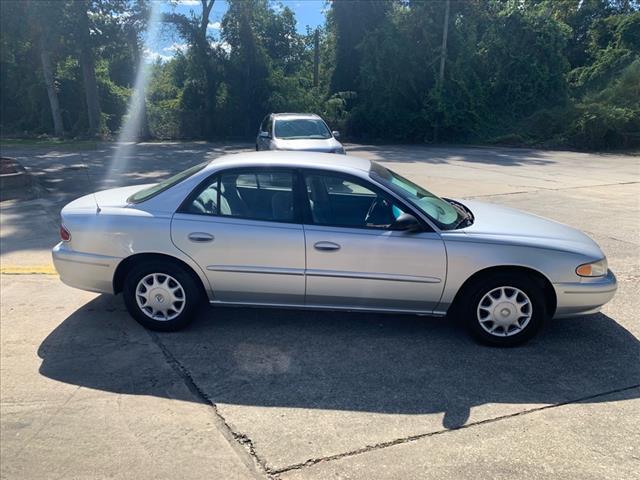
[52,152,617,346]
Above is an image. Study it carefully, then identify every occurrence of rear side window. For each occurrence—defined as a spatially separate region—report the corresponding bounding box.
[128,162,207,204]
[183,170,296,223]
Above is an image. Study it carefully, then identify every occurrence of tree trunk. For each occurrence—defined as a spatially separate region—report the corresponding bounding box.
[198,0,215,138]
[433,0,450,143]
[77,2,101,136]
[129,28,150,140]
[38,32,64,136]
[313,29,320,88]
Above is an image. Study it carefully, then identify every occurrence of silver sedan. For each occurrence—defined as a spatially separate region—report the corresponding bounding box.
[52,152,617,346]
[256,113,345,154]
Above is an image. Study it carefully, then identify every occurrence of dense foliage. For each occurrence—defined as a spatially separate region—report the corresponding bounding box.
[1,0,638,150]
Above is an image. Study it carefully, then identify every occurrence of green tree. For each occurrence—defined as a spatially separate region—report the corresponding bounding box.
[164,0,219,138]
[329,0,390,94]
[222,0,271,136]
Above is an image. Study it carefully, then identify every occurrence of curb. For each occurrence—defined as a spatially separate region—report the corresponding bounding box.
[0,157,32,190]
[0,157,49,201]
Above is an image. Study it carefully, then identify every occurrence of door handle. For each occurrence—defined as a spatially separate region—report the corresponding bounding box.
[314,241,340,251]
[188,232,214,243]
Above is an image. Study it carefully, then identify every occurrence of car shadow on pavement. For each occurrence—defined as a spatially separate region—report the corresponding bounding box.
[39,295,640,429]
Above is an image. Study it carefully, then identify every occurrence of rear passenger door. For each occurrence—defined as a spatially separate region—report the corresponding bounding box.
[171,168,306,305]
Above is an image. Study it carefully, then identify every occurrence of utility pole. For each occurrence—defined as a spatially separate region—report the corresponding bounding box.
[438,0,450,87]
[433,0,450,143]
[313,28,320,88]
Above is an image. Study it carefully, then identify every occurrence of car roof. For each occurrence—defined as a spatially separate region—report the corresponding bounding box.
[205,151,372,173]
[271,113,322,120]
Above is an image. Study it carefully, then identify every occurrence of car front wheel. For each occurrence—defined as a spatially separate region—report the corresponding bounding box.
[460,272,547,347]
[123,261,202,331]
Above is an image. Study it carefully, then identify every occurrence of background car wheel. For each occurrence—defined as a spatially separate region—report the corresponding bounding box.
[123,261,202,331]
[458,272,547,347]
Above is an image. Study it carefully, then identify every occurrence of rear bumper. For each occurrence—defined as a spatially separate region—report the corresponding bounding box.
[552,269,617,318]
[52,243,120,294]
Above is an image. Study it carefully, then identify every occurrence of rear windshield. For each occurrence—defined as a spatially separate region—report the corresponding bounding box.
[274,118,331,139]
[127,162,208,204]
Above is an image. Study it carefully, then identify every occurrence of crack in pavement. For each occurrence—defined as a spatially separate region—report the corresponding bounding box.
[146,330,273,480]
[269,384,640,477]
[145,323,640,479]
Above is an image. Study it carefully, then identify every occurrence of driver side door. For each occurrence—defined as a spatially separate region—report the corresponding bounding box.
[301,170,447,313]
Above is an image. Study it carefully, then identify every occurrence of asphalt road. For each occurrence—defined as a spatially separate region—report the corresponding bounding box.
[1,142,638,479]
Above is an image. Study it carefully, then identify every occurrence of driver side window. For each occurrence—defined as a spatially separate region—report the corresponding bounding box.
[304,172,405,229]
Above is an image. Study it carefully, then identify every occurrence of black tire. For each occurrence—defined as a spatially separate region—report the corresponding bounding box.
[457,272,547,347]
[123,260,202,331]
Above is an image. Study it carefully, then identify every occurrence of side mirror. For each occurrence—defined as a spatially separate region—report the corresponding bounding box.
[259,131,271,139]
[332,130,340,139]
[391,213,423,232]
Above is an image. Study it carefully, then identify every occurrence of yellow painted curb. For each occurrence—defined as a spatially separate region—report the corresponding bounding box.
[0,265,58,275]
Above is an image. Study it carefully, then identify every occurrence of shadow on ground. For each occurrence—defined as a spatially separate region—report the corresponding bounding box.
[39,295,639,429]
[346,144,557,166]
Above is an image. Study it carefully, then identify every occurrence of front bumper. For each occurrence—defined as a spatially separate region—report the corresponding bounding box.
[52,242,120,294]
[552,269,617,318]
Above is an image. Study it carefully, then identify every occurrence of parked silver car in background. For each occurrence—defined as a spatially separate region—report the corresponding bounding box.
[52,152,616,346]
[256,113,345,154]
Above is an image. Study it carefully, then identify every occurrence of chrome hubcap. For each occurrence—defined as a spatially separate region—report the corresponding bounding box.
[477,286,532,337]
[135,273,185,321]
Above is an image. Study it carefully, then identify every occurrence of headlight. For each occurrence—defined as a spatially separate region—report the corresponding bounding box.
[576,258,607,277]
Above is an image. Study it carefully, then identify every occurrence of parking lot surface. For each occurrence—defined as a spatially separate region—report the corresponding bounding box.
[1,143,638,479]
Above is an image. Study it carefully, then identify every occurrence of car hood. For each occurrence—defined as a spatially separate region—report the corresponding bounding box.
[272,137,342,152]
[63,184,155,211]
[455,199,604,258]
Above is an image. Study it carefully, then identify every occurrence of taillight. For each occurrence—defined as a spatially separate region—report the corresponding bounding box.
[60,224,71,242]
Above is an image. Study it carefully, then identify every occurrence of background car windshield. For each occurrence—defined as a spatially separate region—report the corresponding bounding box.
[274,119,331,139]
[127,162,207,203]
[371,163,463,229]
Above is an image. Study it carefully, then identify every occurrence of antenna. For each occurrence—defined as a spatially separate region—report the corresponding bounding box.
[82,153,101,214]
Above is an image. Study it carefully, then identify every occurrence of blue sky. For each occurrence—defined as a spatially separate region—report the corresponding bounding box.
[147,0,327,61]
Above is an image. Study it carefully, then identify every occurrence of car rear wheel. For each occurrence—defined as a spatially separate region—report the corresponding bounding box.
[123,261,202,331]
[459,272,547,347]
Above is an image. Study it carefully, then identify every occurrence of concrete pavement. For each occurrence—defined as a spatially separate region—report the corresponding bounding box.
[1,142,638,479]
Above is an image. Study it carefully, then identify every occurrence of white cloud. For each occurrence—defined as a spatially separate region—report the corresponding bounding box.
[210,40,231,53]
[207,21,221,30]
[174,0,200,5]
[164,42,189,53]
[143,48,172,63]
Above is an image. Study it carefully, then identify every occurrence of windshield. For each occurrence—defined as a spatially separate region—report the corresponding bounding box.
[371,163,466,230]
[274,118,332,140]
[127,162,208,203]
